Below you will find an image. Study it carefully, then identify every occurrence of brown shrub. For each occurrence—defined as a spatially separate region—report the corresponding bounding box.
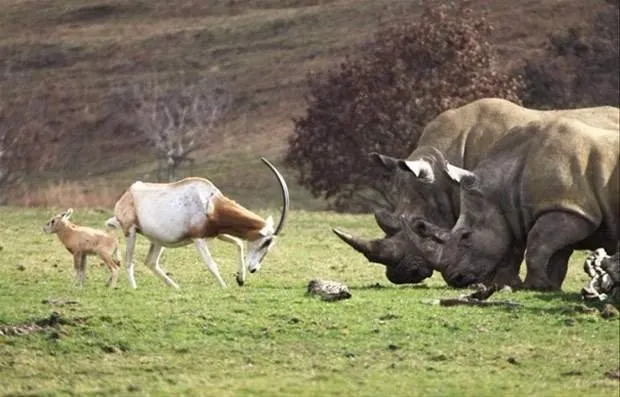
[519,0,619,108]
[286,3,523,212]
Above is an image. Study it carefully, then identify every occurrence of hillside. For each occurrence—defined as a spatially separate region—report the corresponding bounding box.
[0,0,610,209]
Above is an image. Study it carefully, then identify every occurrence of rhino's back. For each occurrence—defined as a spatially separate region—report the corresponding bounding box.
[485,118,619,242]
[525,119,618,228]
[414,98,619,168]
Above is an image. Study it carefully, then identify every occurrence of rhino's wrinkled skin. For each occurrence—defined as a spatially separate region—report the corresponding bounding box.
[403,118,619,291]
[334,98,619,286]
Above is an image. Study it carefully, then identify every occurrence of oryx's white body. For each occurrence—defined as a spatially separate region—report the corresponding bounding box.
[130,179,221,248]
[106,158,289,289]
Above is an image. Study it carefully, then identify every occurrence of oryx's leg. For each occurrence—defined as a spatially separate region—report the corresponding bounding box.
[217,234,246,286]
[125,226,138,289]
[194,239,227,288]
[73,253,87,287]
[145,243,179,289]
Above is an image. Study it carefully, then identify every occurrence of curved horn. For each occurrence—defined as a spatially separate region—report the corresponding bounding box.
[261,157,290,236]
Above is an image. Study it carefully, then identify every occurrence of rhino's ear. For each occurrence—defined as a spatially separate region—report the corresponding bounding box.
[401,216,449,244]
[374,209,400,236]
[397,159,435,183]
[369,152,399,172]
[445,163,478,187]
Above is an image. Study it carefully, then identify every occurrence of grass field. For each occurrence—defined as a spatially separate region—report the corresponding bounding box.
[0,207,618,396]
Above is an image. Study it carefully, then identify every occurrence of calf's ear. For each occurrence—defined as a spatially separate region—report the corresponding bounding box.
[62,208,74,219]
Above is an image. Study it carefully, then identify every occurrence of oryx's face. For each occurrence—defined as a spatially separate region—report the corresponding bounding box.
[42,208,73,234]
[245,216,277,273]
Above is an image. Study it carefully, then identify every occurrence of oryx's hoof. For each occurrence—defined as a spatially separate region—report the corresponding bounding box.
[235,273,245,287]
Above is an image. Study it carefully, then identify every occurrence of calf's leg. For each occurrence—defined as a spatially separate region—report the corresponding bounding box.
[73,253,86,287]
[99,250,120,288]
[523,212,595,291]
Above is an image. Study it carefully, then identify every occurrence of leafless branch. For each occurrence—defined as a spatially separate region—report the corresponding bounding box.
[132,76,230,181]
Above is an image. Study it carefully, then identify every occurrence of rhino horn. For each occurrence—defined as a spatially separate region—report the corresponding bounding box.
[374,209,401,236]
[332,228,392,264]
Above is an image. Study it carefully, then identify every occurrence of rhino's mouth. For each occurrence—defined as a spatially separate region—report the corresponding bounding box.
[399,252,434,281]
[444,265,494,288]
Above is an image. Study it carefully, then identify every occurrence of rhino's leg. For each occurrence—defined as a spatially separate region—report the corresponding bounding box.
[523,212,595,291]
[546,247,573,290]
[491,245,524,289]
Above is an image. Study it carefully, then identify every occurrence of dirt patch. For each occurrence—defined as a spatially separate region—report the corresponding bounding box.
[605,368,620,380]
[58,2,150,24]
[0,311,86,336]
[41,298,80,306]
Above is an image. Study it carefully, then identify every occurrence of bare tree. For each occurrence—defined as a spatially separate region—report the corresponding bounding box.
[133,77,230,181]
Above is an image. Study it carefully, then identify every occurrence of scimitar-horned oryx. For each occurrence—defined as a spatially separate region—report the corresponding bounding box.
[106,158,289,289]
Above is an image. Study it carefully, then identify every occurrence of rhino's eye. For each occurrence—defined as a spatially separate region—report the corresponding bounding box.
[459,230,472,245]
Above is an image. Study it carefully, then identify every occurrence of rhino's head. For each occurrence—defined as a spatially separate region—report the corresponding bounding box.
[332,146,458,284]
[399,154,514,288]
[332,227,434,284]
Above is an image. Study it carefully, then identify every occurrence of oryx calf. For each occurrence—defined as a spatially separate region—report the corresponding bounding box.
[106,158,289,289]
[43,208,121,288]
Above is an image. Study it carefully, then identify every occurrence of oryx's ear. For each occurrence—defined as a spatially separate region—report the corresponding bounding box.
[445,164,477,187]
[397,159,435,183]
[260,216,274,236]
[62,208,74,220]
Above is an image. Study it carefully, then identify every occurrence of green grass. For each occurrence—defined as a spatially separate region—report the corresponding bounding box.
[0,207,618,396]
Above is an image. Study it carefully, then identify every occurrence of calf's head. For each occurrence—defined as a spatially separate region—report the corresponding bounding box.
[43,208,74,234]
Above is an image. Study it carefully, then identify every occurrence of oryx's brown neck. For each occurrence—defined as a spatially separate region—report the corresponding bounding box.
[206,195,266,241]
